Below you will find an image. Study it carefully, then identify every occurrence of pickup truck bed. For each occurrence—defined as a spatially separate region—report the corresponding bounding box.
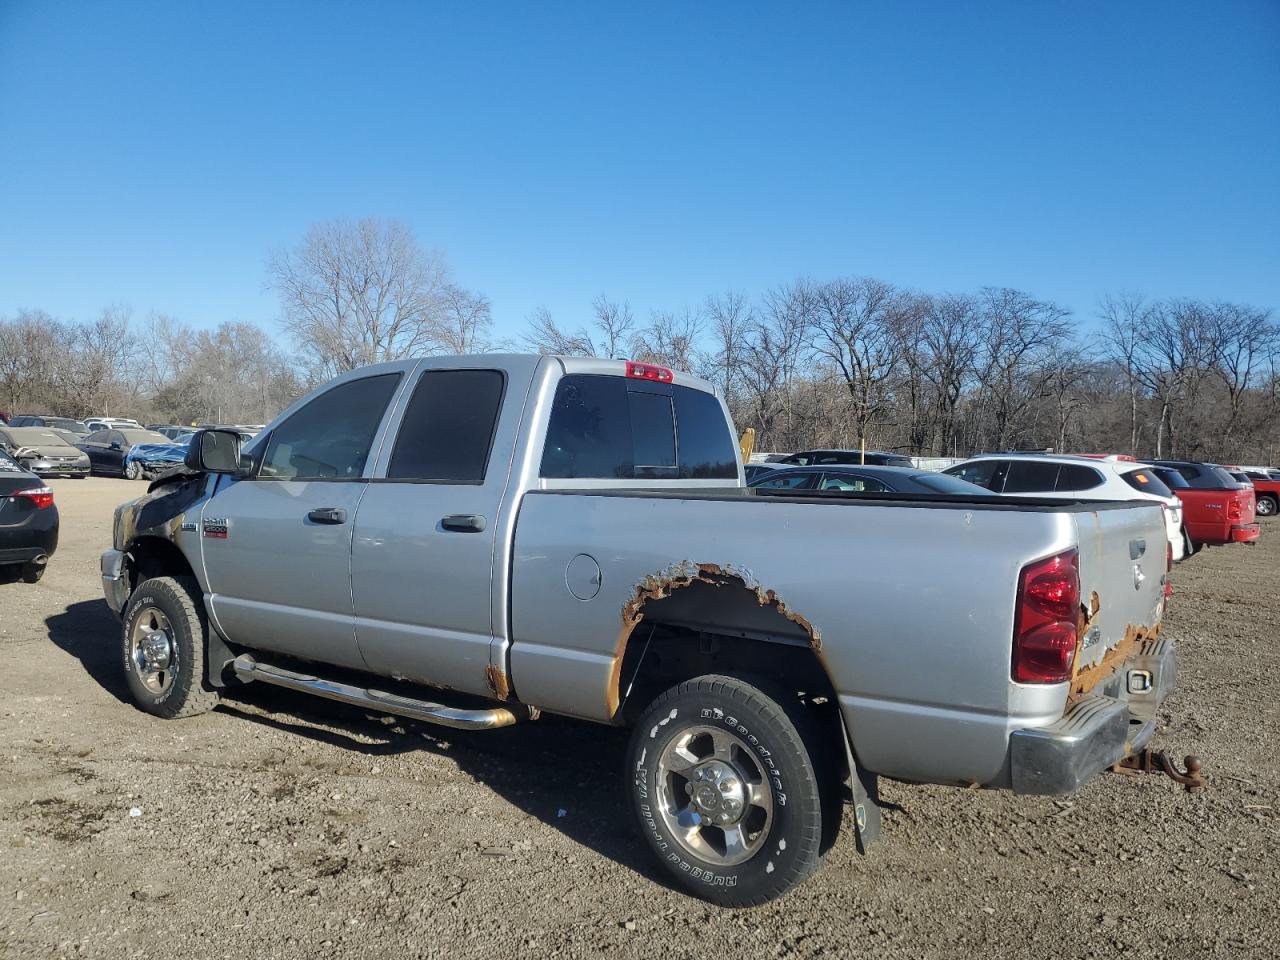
[511,487,1168,789]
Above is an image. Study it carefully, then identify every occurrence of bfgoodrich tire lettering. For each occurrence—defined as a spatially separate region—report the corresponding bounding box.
[122,576,220,719]
[627,674,831,907]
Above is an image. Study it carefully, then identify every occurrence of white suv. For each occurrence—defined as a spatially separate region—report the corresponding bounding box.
[943,454,1186,562]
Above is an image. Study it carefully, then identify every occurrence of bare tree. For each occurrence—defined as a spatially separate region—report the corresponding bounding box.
[268,217,453,377]
[808,277,905,449]
[591,294,637,359]
[701,291,751,400]
[434,285,495,354]
[634,307,703,372]
[521,306,596,356]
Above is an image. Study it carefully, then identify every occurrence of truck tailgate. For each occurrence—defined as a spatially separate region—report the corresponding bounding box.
[1072,502,1167,677]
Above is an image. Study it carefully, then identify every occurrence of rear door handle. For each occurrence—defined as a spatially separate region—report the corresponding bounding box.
[442,514,486,533]
[307,507,347,525]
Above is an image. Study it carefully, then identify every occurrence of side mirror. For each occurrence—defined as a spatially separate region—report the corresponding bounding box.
[185,428,244,475]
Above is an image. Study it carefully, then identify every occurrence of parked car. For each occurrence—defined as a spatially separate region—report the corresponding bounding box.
[0,448,58,583]
[1240,469,1280,517]
[99,355,1173,906]
[124,429,251,480]
[750,463,995,496]
[0,426,92,477]
[7,415,91,437]
[84,417,142,433]
[743,462,776,483]
[77,427,170,477]
[1148,460,1259,550]
[943,454,1187,561]
[777,448,915,467]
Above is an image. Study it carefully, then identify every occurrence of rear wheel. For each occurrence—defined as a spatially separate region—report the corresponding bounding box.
[122,576,220,718]
[1256,495,1277,518]
[626,674,836,906]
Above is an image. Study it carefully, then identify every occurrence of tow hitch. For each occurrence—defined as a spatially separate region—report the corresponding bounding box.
[1111,748,1206,792]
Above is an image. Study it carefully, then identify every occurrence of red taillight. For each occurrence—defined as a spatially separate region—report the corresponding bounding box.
[1227,497,1242,521]
[12,486,54,509]
[625,361,674,383]
[1013,549,1080,684]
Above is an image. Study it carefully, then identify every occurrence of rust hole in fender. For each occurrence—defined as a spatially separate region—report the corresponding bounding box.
[485,664,511,701]
[605,561,822,716]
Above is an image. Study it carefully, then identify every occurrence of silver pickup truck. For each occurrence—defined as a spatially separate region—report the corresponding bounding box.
[100,355,1174,906]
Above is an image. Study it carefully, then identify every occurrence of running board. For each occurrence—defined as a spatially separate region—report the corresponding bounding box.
[231,654,520,730]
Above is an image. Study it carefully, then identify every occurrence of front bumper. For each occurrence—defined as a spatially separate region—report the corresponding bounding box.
[27,460,90,476]
[1009,635,1176,794]
[1230,523,1260,543]
[101,548,129,616]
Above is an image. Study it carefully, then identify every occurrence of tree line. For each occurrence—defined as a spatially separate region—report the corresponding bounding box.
[2,217,1275,464]
[524,283,1277,464]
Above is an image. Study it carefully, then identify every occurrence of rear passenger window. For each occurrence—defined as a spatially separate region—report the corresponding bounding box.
[1121,469,1173,498]
[821,474,887,492]
[947,460,1001,490]
[756,472,817,489]
[260,374,401,480]
[541,375,737,480]
[1003,460,1061,493]
[1056,464,1104,492]
[387,370,504,483]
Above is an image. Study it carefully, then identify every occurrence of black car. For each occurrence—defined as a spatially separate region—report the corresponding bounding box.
[0,449,58,583]
[743,463,776,483]
[777,448,915,468]
[749,463,994,495]
[77,427,171,476]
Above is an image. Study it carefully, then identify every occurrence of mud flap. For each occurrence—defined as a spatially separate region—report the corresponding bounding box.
[839,712,882,852]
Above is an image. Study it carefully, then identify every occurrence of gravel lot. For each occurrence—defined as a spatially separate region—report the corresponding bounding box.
[1,478,1277,959]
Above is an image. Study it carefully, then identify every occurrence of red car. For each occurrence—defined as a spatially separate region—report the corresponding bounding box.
[1150,460,1259,551]
[1241,469,1280,518]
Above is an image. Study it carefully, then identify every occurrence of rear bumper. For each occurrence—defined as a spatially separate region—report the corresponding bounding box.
[101,548,130,616]
[1230,523,1260,543]
[1009,636,1176,794]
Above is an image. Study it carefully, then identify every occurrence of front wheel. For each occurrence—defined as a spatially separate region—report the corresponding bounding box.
[627,675,834,906]
[1256,495,1277,518]
[122,576,220,718]
[124,460,142,480]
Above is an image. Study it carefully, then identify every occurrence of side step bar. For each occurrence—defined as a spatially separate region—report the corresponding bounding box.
[231,654,520,730]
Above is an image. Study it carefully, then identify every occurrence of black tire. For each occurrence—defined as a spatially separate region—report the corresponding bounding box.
[124,460,142,480]
[20,560,46,583]
[122,576,220,718]
[627,674,836,907]
[1257,495,1277,518]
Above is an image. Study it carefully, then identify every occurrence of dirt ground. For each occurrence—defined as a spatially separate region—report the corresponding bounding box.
[1,478,1276,959]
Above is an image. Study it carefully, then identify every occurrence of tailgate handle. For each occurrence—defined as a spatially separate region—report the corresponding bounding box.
[1129,538,1146,560]
[442,514,486,533]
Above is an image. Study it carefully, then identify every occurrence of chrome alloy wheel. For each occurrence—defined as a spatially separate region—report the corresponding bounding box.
[655,725,774,866]
[1257,496,1276,517]
[129,607,176,695]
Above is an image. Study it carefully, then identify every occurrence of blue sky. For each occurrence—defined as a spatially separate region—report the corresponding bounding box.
[1,1,1277,343]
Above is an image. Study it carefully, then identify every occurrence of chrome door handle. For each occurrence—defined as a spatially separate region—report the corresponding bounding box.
[442,514,486,533]
[307,507,347,525]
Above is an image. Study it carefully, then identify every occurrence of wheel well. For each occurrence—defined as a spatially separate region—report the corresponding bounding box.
[126,536,197,595]
[614,568,844,753]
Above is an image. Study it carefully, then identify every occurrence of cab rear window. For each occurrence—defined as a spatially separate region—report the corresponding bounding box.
[541,374,736,480]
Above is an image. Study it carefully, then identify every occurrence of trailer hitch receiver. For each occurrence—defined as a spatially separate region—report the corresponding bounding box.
[1112,748,1205,791]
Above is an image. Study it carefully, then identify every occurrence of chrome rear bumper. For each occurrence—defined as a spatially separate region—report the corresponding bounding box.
[1009,636,1176,794]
